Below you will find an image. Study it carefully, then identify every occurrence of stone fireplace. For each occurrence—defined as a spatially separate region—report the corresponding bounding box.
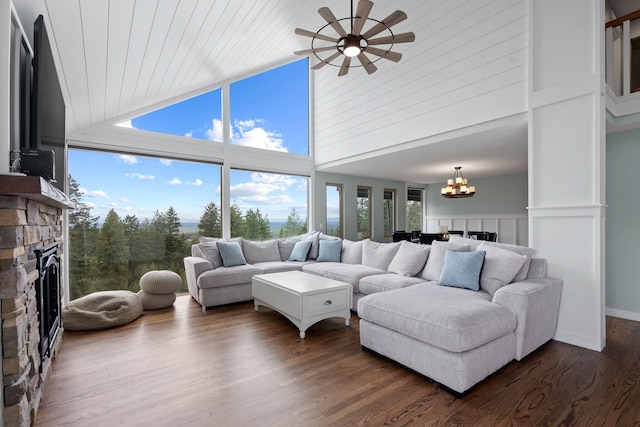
[0,176,73,426]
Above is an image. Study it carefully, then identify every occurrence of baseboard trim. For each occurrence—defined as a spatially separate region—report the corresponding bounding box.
[606,307,640,322]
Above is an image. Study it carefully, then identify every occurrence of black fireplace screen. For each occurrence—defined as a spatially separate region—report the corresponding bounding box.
[35,242,62,367]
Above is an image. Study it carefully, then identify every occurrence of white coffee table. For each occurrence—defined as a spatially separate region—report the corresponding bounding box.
[252,271,352,338]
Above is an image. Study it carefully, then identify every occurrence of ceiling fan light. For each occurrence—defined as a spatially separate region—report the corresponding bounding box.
[343,35,362,57]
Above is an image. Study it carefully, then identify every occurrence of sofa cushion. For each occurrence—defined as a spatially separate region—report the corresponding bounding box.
[302,231,321,259]
[387,241,430,276]
[323,264,386,293]
[359,274,426,295]
[217,241,247,267]
[362,240,401,271]
[241,239,281,264]
[288,240,313,261]
[478,242,535,282]
[277,237,301,261]
[341,239,363,264]
[357,283,516,353]
[478,245,528,295]
[316,239,342,262]
[421,241,471,281]
[302,262,343,277]
[197,242,223,269]
[448,235,484,250]
[439,250,485,291]
[196,264,262,289]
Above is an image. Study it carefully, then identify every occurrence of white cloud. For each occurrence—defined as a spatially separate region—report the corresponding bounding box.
[116,154,138,164]
[85,190,110,200]
[85,202,95,209]
[160,159,173,166]
[241,194,294,204]
[169,178,182,185]
[232,125,286,152]
[119,197,129,203]
[115,120,134,128]
[206,119,225,141]
[125,173,155,180]
[250,172,296,187]
[109,202,118,208]
[189,179,203,186]
[184,131,193,138]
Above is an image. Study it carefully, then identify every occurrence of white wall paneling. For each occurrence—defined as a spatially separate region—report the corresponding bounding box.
[528,0,606,351]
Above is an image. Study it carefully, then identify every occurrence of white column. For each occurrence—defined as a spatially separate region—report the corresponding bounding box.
[0,0,11,174]
[528,0,606,351]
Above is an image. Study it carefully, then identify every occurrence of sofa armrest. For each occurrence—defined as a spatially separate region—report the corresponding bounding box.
[184,256,213,297]
[493,277,563,361]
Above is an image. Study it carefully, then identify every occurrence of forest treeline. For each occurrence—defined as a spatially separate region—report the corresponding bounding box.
[67,175,309,299]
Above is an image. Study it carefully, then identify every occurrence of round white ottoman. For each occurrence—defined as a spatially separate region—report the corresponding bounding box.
[138,270,182,310]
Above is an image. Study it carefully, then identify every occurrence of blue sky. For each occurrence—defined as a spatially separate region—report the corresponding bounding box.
[70,59,310,224]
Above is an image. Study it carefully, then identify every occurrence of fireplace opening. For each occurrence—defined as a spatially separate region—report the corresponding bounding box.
[35,242,62,368]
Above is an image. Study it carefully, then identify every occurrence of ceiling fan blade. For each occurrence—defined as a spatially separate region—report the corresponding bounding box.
[338,56,352,76]
[352,0,373,36]
[310,51,343,70]
[365,46,402,62]
[362,10,407,40]
[318,7,348,38]
[357,52,377,74]
[367,32,415,46]
[295,28,339,44]
[294,46,337,56]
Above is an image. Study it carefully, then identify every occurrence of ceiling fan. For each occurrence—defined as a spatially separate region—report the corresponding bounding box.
[294,0,415,76]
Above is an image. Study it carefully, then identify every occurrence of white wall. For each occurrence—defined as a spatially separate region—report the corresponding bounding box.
[425,173,528,245]
[313,0,528,168]
[606,128,640,321]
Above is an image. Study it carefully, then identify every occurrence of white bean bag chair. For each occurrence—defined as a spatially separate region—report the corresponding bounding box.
[63,290,143,331]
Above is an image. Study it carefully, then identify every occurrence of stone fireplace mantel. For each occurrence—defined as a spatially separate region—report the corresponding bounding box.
[0,176,73,426]
[0,176,74,210]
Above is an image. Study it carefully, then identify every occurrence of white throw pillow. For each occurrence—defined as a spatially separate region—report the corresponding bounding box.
[478,244,527,295]
[478,241,535,282]
[242,239,281,264]
[341,239,363,264]
[361,240,401,271]
[421,241,471,281]
[388,241,431,277]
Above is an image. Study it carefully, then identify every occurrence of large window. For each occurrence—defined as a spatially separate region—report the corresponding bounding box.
[230,59,309,155]
[326,183,343,237]
[229,169,308,240]
[407,188,423,231]
[122,89,223,141]
[357,186,371,240]
[67,149,221,299]
[383,189,396,238]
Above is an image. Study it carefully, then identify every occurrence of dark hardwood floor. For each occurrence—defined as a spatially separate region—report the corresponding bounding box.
[34,295,640,426]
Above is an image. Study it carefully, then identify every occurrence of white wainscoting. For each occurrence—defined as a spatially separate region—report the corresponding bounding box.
[425,214,528,246]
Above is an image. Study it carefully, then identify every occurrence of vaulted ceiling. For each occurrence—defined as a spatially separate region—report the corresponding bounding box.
[12,0,534,184]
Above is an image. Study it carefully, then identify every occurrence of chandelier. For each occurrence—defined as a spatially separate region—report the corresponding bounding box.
[441,167,476,199]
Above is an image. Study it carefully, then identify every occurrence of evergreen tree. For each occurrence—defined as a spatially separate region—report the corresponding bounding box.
[95,209,129,290]
[244,208,271,240]
[230,204,245,238]
[198,202,221,237]
[279,207,307,237]
[164,206,182,254]
[68,175,99,299]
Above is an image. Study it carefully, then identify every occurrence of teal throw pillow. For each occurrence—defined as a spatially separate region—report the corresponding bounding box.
[316,239,342,262]
[216,241,247,267]
[288,240,313,262]
[438,249,485,291]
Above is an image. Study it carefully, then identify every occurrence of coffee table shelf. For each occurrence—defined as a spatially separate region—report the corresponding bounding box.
[252,271,352,339]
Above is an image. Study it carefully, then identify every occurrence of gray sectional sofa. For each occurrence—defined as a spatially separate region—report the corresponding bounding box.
[183,232,562,394]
